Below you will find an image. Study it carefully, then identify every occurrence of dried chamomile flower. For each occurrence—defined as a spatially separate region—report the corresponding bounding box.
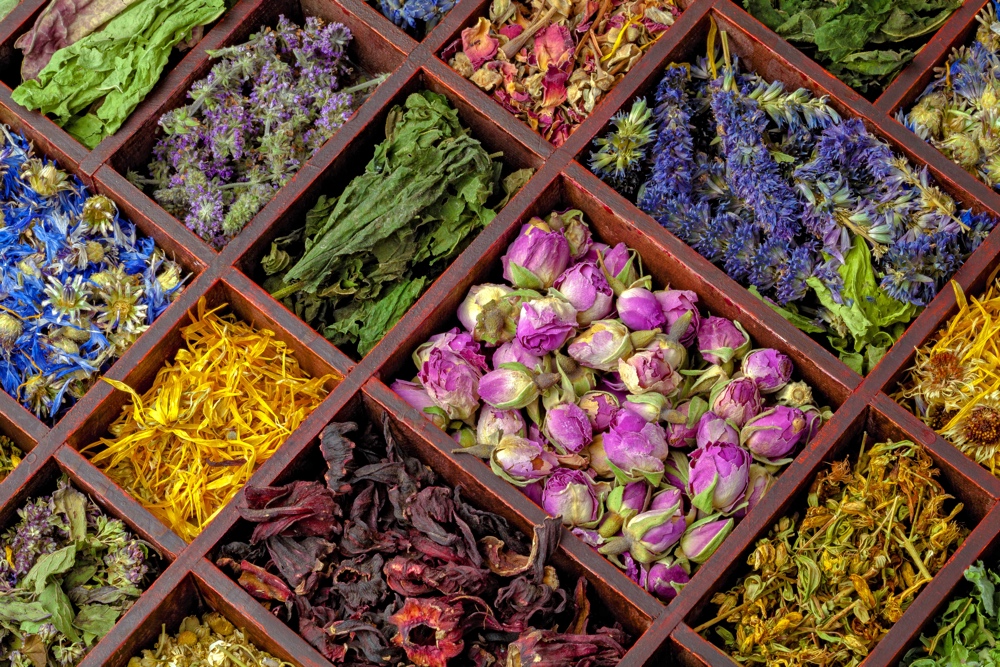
[0,125,188,421]
[82,297,338,542]
[896,279,1000,475]
[128,613,292,667]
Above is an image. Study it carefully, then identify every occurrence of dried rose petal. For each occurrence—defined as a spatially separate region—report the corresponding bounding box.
[462,17,500,69]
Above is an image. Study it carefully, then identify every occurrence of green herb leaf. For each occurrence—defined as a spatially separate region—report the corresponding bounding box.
[73,604,120,636]
[20,545,76,595]
[38,582,79,643]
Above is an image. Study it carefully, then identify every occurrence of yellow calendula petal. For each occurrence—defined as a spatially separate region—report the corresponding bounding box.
[82,297,338,543]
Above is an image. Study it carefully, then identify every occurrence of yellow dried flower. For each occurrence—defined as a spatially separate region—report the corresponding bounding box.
[82,297,338,541]
[896,279,1000,476]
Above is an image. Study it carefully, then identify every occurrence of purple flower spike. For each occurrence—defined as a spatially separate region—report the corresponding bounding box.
[688,444,751,514]
[542,468,601,526]
[710,377,763,428]
[617,287,666,331]
[542,402,593,454]
[741,405,807,461]
[502,220,571,289]
[742,348,794,394]
[515,297,578,355]
[553,261,614,326]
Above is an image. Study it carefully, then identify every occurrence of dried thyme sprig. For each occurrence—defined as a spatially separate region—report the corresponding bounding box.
[699,437,966,666]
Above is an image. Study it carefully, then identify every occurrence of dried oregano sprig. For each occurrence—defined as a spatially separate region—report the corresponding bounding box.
[699,437,966,666]
[128,613,292,667]
[894,279,1000,477]
[902,2,1000,191]
[0,477,160,666]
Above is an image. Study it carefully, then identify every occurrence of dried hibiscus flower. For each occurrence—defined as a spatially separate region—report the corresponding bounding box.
[216,416,630,666]
[444,0,680,146]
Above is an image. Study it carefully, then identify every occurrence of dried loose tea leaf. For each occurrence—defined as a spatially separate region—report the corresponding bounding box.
[81,297,336,542]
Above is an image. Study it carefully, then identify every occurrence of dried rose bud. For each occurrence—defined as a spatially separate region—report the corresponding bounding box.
[601,242,638,292]
[577,391,620,432]
[607,480,651,519]
[656,290,700,346]
[541,468,601,526]
[603,409,669,484]
[740,405,807,461]
[547,209,592,259]
[697,317,750,365]
[542,402,593,454]
[741,348,794,394]
[695,411,740,449]
[413,328,487,371]
[624,392,668,423]
[710,377,763,428]
[688,444,751,514]
[680,517,734,563]
[457,283,514,334]
[665,400,702,449]
[493,338,544,371]
[618,347,680,397]
[418,348,483,422]
[775,380,814,408]
[478,365,541,410]
[617,287,665,331]
[515,296,578,355]
[477,406,527,446]
[492,434,558,485]
[605,488,686,563]
[391,379,449,430]
[643,558,690,601]
[553,261,614,326]
[502,220,571,289]
[734,464,775,519]
[567,320,633,371]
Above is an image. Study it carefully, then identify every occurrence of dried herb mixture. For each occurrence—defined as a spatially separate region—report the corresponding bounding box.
[128,612,292,667]
[743,0,962,95]
[895,279,1000,478]
[0,437,22,484]
[11,0,227,148]
[393,208,831,603]
[444,0,679,146]
[589,30,997,375]
[82,297,336,543]
[217,418,629,666]
[700,437,967,666]
[262,90,532,358]
[0,477,159,666]
[0,126,187,422]
[902,2,1000,192]
[134,16,386,249]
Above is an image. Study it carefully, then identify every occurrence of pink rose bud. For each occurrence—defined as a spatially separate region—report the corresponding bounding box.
[710,377,764,428]
[567,320,633,371]
[515,296,578,355]
[617,287,666,331]
[391,379,450,430]
[502,220,571,289]
[542,402,593,454]
[643,559,690,601]
[741,406,807,461]
[697,316,750,365]
[742,348,794,394]
[688,443,751,514]
[492,338,543,371]
[457,283,514,332]
[680,517,734,563]
[604,409,669,484]
[577,391,620,431]
[478,366,540,410]
[418,347,483,422]
[656,290,700,346]
[541,468,601,526]
[492,434,557,485]
[477,406,527,446]
[734,464,775,518]
[695,411,740,449]
[553,261,614,326]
